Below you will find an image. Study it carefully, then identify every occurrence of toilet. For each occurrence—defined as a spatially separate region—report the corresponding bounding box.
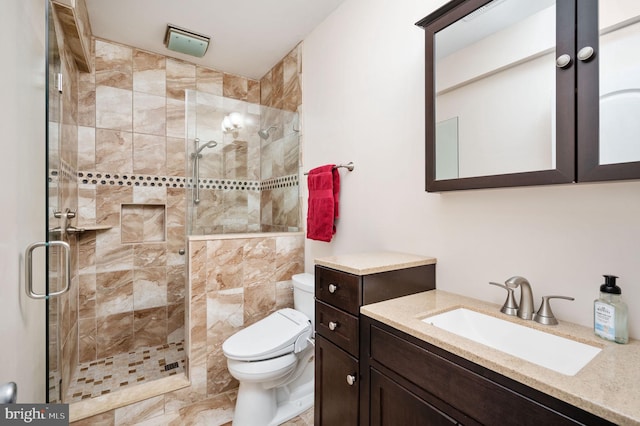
[223,273,315,426]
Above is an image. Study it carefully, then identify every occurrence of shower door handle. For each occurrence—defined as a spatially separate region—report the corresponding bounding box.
[24,240,70,299]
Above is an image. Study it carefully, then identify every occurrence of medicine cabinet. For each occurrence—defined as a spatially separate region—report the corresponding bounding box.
[417,0,640,191]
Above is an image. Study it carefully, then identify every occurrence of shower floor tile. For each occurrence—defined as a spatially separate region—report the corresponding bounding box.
[65,340,185,403]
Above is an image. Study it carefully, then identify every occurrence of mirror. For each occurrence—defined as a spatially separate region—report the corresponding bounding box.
[433,0,559,181]
[597,1,640,165]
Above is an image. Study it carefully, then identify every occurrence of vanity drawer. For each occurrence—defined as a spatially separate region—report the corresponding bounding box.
[315,266,361,315]
[315,300,359,357]
[368,324,584,426]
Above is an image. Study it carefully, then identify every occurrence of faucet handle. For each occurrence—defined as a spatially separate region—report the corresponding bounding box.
[533,295,574,325]
[489,282,519,316]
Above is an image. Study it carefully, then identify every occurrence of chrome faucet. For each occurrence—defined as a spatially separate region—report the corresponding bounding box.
[491,276,575,324]
[505,276,535,320]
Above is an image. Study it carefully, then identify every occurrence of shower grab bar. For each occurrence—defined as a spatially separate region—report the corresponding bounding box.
[304,162,355,175]
[24,240,71,299]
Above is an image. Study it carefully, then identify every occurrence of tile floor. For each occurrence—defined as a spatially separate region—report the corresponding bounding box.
[64,338,315,425]
[64,341,185,403]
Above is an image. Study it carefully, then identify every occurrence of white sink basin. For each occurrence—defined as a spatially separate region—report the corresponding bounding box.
[422,308,601,376]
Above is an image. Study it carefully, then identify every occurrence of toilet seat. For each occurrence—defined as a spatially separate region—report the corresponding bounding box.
[226,353,297,383]
[222,308,311,361]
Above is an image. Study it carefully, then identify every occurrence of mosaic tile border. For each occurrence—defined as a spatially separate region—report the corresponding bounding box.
[261,175,300,190]
[77,171,190,188]
[48,169,299,191]
[48,159,78,185]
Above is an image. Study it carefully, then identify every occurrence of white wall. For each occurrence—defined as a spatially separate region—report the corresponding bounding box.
[302,0,640,339]
[0,0,47,402]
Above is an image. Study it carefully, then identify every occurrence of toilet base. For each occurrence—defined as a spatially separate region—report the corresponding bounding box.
[268,386,314,426]
[232,361,314,426]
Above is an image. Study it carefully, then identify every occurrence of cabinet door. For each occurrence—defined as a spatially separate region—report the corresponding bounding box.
[370,369,458,426]
[577,0,640,181]
[315,335,359,426]
[417,0,576,191]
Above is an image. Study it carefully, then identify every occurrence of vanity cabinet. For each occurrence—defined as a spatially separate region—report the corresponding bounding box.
[360,316,615,426]
[313,253,436,426]
[417,0,640,191]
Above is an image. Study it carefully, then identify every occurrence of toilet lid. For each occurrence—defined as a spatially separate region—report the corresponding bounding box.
[222,308,311,361]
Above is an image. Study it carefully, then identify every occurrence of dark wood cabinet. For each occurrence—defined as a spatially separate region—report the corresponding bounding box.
[315,335,359,426]
[370,369,457,426]
[360,316,616,426]
[417,0,640,192]
[314,261,436,426]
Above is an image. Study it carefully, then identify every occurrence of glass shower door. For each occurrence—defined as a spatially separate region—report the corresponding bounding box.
[46,3,64,403]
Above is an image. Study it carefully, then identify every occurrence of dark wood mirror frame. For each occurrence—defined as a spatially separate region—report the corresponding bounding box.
[417,0,640,192]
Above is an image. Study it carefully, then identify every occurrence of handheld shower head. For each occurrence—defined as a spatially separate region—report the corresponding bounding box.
[195,140,218,154]
[258,125,278,140]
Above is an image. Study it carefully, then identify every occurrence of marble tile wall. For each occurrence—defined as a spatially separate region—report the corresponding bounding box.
[66,34,305,422]
[70,233,303,425]
[76,37,265,367]
[260,43,302,113]
[188,233,304,399]
[260,43,303,232]
[186,86,301,235]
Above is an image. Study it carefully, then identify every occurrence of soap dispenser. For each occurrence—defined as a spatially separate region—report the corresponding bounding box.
[594,275,628,344]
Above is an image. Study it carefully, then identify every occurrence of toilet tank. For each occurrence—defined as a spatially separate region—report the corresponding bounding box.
[292,273,315,329]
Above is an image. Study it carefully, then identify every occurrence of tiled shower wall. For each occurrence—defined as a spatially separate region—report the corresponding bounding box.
[74,37,304,364]
[73,38,266,366]
[188,94,301,235]
[260,44,303,232]
[63,27,305,425]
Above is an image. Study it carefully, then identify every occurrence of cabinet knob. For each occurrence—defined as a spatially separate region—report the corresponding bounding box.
[555,54,572,69]
[346,374,357,386]
[328,321,338,331]
[328,284,338,293]
[577,46,595,62]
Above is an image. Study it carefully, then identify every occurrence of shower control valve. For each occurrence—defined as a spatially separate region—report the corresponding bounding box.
[54,209,76,219]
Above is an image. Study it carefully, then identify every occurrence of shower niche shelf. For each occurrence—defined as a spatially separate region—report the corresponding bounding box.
[49,225,112,235]
[121,204,166,244]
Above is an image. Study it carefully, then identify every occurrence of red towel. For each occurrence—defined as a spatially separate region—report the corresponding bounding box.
[307,164,340,242]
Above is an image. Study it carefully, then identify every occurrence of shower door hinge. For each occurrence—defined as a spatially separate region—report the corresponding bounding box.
[56,73,63,93]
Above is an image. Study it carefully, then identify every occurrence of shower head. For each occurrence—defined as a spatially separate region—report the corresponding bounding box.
[195,140,218,154]
[258,125,278,140]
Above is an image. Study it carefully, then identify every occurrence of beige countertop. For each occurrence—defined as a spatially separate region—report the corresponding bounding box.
[361,290,640,426]
[314,251,437,275]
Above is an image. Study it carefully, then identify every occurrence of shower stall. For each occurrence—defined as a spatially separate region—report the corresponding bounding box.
[185,90,301,235]
[44,3,303,414]
[46,83,302,410]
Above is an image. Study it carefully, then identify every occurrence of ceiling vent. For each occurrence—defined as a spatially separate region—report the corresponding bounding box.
[164,24,210,57]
